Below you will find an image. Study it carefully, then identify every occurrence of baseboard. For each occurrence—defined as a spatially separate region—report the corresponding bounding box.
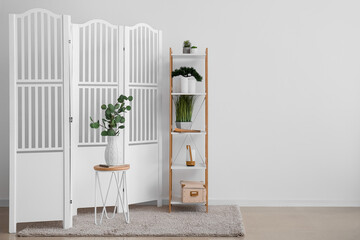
[162,199,360,207]
[0,199,9,207]
[1,198,359,208]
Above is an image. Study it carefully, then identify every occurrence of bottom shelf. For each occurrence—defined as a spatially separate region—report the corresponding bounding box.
[170,196,206,205]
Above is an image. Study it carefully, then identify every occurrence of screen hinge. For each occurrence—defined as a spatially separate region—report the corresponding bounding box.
[69,117,73,123]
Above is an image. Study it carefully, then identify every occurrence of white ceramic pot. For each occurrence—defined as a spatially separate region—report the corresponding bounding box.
[175,122,192,129]
[191,48,198,54]
[172,76,181,93]
[188,76,196,93]
[105,136,123,166]
[180,76,188,93]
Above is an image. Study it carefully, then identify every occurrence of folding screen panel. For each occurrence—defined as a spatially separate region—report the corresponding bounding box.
[125,24,162,205]
[71,20,124,212]
[10,9,162,232]
[9,9,71,232]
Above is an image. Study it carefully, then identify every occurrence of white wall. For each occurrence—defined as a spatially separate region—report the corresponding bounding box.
[1,0,360,206]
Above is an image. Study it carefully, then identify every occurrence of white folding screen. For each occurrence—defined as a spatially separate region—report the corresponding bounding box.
[9,9,71,233]
[125,24,162,205]
[10,9,162,233]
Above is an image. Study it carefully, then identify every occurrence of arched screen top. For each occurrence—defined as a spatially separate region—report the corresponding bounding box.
[126,24,159,85]
[15,9,63,82]
[76,21,119,84]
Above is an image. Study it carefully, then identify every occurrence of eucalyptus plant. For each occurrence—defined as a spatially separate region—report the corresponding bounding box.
[90,94,133,136]
[175,95,195,122]
[172,66,203,82]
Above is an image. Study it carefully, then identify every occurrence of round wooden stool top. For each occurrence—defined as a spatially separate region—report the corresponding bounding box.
[94,164,130,171]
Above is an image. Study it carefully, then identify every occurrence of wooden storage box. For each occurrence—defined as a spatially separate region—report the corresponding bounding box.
[181,181,206,203]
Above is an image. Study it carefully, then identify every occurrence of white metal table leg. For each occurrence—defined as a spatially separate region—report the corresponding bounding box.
[124,171,130,223]
[95,170,129,225]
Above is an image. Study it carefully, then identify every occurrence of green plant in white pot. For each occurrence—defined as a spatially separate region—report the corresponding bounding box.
[175,95,195,129]
[191,46,198,54]
[90,94,133,166]
[172,67,203,93]
[183,40,191,54]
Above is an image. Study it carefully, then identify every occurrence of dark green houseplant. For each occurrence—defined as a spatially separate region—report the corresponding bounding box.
[172,67,203,82]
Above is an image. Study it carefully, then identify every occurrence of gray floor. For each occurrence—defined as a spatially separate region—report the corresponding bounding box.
[1,206,360,240]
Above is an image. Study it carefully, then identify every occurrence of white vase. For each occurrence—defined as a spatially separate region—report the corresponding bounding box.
[188,76,196,93]
[105,136,123,166]
[191,48,198,54]
[180,76,188,93]
[172,76,181,93]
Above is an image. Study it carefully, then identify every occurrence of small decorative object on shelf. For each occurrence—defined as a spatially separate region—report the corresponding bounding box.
[175,95,195,129]
[191,46,198,54]
[181,181,206,203]
[183,40,191,53]
[188,76,196,93]
[172,67,203,93]
[90,94,133,166]
[186,145,195,166]
[180,76,189,93]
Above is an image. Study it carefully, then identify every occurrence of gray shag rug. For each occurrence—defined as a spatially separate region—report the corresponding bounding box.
[18,205,245,237]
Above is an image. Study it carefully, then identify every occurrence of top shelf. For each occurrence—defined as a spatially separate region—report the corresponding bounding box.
[171,53,206,58]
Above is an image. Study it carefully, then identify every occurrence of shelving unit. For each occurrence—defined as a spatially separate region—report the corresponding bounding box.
[169,48,208,213]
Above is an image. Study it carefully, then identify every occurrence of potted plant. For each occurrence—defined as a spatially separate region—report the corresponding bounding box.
[191,46,198,54]
[172,67,203,93]
[183,40,191,54]
[90,94,133,166]
[175,95,195,129]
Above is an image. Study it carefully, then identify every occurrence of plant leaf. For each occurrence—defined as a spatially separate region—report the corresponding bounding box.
[108,104,115,112]
[108,129,116,136]
[115,115,121,123]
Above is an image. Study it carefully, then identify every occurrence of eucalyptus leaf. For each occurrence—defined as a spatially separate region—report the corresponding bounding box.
[108,129,116,136]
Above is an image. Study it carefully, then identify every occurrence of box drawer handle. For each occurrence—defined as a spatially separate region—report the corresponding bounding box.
[190,191,198,197]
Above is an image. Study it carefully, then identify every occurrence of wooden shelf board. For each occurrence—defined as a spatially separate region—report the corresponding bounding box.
[171,131,206,135]
[171,93,206,96]
[171,162,206,170]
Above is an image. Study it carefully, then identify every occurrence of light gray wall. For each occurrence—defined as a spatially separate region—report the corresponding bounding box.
[1,0,360,206]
